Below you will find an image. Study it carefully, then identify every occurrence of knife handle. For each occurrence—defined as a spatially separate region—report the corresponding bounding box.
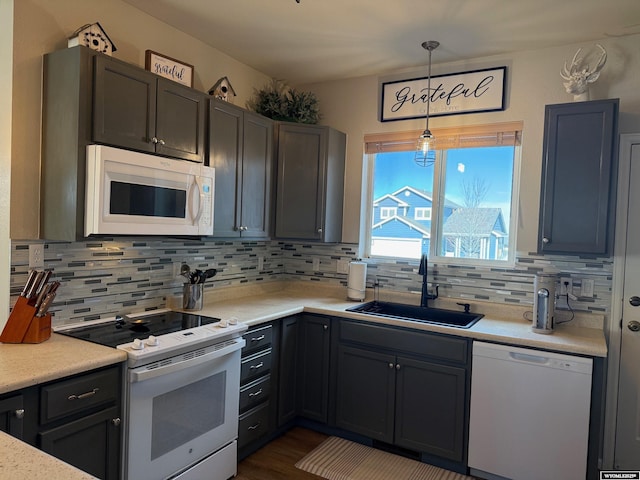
[21,270,38,297]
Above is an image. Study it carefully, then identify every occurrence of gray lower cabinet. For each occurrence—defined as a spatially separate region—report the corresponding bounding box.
[37,366,122,480]
[0,394,25,439]
[334,319,469,463]
[0,365,122,480]
[209,99,273,238]
[538,98,619,254]
[297,314,331,423]
[238,323,277,454]
[274,123,346,242]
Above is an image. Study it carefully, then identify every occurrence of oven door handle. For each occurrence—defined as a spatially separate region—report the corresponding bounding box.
[129,338,245,383]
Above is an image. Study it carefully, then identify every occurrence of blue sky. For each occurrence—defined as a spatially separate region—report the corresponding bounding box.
[373,147,515,220]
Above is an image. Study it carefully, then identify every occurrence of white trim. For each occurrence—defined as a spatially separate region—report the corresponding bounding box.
[603,133,640,468]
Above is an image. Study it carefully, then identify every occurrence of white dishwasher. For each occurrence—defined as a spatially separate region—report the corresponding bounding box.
[468,341,593,480]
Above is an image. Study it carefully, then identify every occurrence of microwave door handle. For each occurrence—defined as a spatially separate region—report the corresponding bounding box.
[190,177,205,225]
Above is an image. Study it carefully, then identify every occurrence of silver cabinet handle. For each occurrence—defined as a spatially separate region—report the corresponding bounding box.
[317,228,323,234]
[68,388,99,401]
[151,137,159,144]
[14,409,24,420]
[323,324,328,330]
[158,139,165,145]
[112,418,121,427]
[396,364,401,370]
[250,335,265,342]
[248,389,263,397]
[628,320,640,332]
[250,362,264,370]
[247,422,261,431]
[388,363,394,369]
[542,237,550,244]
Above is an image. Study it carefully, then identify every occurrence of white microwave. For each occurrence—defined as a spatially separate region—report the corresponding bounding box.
[85,145,214,236]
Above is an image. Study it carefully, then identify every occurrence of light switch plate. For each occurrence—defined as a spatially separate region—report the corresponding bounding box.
[312,257,320,271]
[560,277,573,296]
[337,259,349,274]
[581,279,595,298]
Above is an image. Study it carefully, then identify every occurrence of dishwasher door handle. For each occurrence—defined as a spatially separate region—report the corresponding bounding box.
[509,351,550,364]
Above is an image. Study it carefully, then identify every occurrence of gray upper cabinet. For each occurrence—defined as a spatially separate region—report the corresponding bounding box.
[538,99,619,255]
[41,46,207,241]
[209,100,273,238]
[94,55,206,163]
[275,123,346,242]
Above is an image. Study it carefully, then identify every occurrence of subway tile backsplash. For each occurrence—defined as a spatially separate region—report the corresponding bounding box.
[10,239,612,327]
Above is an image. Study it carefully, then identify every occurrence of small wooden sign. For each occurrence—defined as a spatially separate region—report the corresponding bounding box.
[145,50,194,87]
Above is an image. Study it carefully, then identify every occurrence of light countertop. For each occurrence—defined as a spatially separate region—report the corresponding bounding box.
[0,333,127,395]
[195,282,608,358]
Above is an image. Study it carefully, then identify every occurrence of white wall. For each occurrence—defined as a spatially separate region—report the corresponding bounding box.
[301,34,640,250]
[0,0,13,324]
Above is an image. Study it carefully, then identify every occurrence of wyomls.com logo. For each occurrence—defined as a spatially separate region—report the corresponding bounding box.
[600,472,640,479]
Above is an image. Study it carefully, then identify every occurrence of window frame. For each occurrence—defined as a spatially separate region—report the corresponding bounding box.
[361,122,522,267]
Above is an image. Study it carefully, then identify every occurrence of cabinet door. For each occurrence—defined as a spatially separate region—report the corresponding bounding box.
[394,356,466,461]
[538,99,618,254]
[298,315,331,423]
[335,345,396,443]
[0,394,24,439]
[277,316,300,426]
[155,78,207,163]
[39,406,121,480]
[210,100,243,237]
[93,55,156,153]
[275,124,327,239]
[241,112,273,238]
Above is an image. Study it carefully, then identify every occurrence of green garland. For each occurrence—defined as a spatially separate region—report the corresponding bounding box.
[247,79,320,124]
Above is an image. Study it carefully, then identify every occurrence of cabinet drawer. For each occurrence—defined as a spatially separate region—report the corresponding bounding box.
[238,403,270,449]
[340,320,468,365]
[239,375,271,413]
[242,325,273,356]
[40,368,119,423]
[240,349,272,384]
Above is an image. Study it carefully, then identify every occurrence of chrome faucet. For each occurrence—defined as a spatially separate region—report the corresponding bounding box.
[418,253,438,307]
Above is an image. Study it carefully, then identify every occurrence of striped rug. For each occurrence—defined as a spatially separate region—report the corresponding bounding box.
[295,436,474,480]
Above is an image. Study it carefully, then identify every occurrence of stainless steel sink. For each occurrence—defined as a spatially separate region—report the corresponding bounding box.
[346,300,483,328]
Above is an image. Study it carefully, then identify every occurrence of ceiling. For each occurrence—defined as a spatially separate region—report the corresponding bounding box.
[124,0,640,85]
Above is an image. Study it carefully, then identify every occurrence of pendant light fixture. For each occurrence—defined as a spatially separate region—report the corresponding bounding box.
[415,40,440,167]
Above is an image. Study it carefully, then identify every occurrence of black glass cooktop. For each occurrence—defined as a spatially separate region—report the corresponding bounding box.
[57,311,220,348]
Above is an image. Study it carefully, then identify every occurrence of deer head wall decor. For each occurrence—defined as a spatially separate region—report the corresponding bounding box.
[560,44,607,101]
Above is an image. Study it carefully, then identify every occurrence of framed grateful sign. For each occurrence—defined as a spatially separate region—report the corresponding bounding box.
[145,50,194,87]
[380,66,506,122]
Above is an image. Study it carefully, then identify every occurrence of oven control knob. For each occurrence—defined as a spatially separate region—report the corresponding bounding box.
[131,338,144,350]
[146,335,159,346]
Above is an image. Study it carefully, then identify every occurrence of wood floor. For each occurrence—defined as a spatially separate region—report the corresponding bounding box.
[235,427,328,479]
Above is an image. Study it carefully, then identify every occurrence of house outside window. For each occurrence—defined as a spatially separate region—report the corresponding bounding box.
[363,122,522,264]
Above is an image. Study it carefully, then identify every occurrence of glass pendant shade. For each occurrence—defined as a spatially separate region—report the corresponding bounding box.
[415,129,436,166]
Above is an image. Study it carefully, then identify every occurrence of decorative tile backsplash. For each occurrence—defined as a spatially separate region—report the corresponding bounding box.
[10,239,612,327]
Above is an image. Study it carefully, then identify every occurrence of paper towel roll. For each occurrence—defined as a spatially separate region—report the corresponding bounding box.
[347,261,367,301]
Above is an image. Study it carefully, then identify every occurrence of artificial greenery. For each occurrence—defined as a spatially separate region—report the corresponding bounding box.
[247,79,320,124]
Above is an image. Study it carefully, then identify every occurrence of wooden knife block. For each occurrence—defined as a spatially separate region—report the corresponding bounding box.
[0,296,52,344]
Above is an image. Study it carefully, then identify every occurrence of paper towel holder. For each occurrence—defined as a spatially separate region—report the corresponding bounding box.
[347,260,367,301]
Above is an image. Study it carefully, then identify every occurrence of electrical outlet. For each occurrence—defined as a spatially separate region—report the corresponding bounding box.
[337,259,349,274]
[312,257,320,271]
[581,278,595,298]
[559,277,573,296]
[29,244,44,269]
[172,262,182,277]
[258,256,264,271]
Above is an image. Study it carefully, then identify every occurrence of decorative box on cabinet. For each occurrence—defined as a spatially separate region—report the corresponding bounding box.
[538,99,619,255]
[209,99,273,238]
[274,123,346,242]
[41,46,207,241]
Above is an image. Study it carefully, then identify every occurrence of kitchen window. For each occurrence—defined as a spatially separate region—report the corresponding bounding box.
[362,122,522,264]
